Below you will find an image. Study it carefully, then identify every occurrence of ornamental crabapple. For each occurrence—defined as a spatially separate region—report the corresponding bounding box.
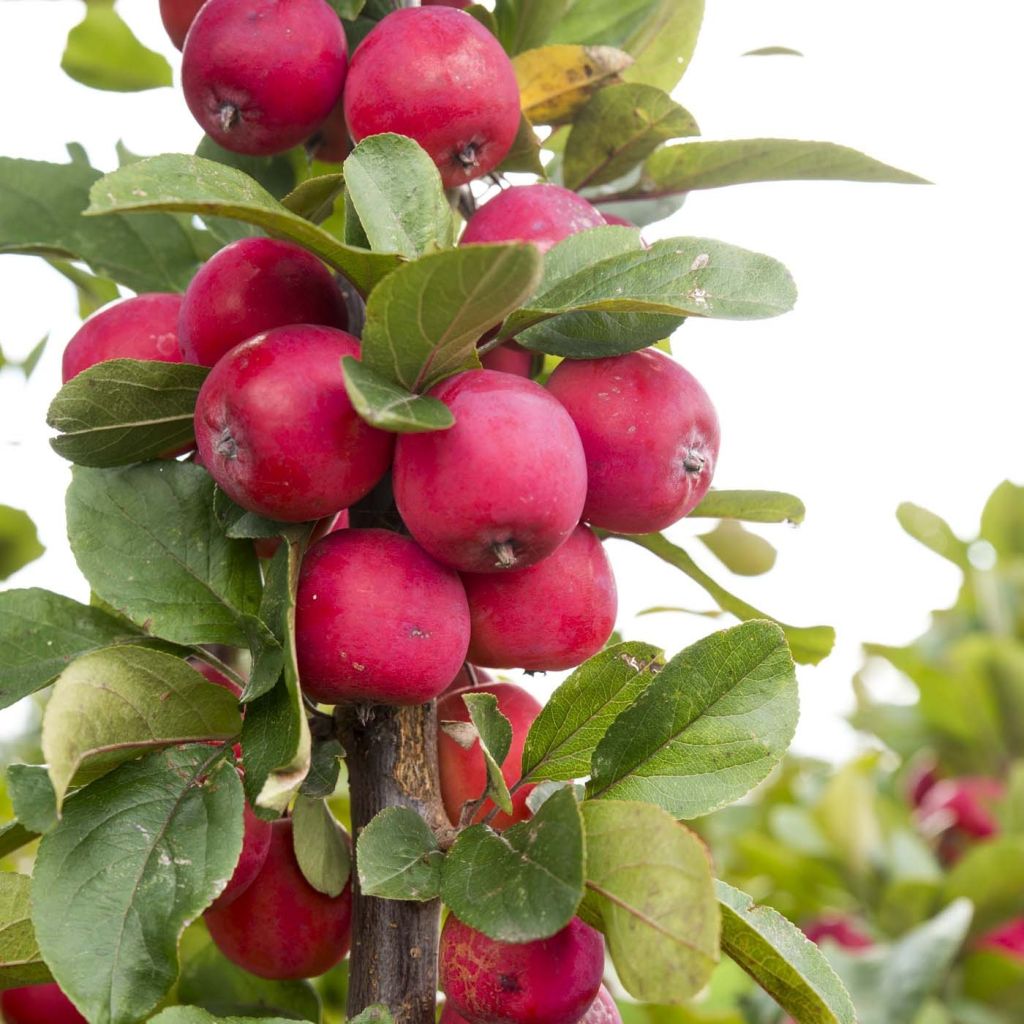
[462,525,617,671]
[210,802,273,910]
[460,184,605,253]
[438,682,542,828]
[393,370,587,573]
[546,349,721,533]
[159,0,205,49]
[61,293,182,383]
[344,8,520,188]
[205,817,352,979]
[440,914,605,1024]
[480,341,535,378]
[182,0,348,155]
[178,238,348,367]
[193,325,393,522]
[0,984,87,1024]
[295,529,471,705]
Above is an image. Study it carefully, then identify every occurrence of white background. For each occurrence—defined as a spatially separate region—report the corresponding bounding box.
[1,1,1022,756]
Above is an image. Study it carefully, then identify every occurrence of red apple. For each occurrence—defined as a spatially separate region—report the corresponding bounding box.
[193,325,394,522]
[61,293,182,383]
[344,7,520,188]
[462,525,617,671]
[546,349,720,533]
[461,184,605,253]
[295,529,471,705]
[393,370,587,573]
[438,682,542,828]
[440,914,605,1024]
[205,816,352,979]
[0,984,87,1024]
[178,237,348,367]
[182,0,348,155]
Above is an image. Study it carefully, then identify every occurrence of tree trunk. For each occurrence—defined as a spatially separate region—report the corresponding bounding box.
[338,701,445,1024]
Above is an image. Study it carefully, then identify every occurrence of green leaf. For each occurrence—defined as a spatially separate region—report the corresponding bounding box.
[0,823,38,861]
[327,0,367,17]
[300,735,345,799]
[341,357,455,433]
[361,244,542,392]
[521,641,663,782]
[587,621,798,817]
[281,172,346,224]
[357,806,443,901]
[0,873,52,989]
[66,462,263,647]
[825,900,972,1024]
[621,0,704,93]
[460,692,514,815]
[344,134,454,257]
[0,157,203,293]
[896,502,971,569]
[716,880,856,1024]
[42,646,242,809]
[6,765,57,834]
[240,537,311,816]
[744,46,804,56]
[61,0,172,92]
[580,800,718,1002]
[177,934,321,1022]
[196,135,299,202]
[349,1007,395,1024]
[498,114,546,176]
[0,588,160,711]
[46,258,121,318]
[607,531,835,664]
[633,139,929,197]
[0,505,44,580]
[980,481,1024,561]
[690,489,806,524]
[507,236,797,356]
[86,154,400,295]
[495,0,574,53]
[945,837,1024,935]
[150,1009,314,1024]
[564,84,699,191]
[32,746,245,1024]
[441,787,584,942]
[47,359,208,467]
[699,521,777,577]
[291,796,351,897]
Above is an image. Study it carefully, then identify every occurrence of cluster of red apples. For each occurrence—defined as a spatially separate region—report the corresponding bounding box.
[37,0,721,1018]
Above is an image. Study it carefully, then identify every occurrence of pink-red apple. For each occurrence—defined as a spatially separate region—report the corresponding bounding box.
[393,370,587,573]
[178,237,348,367]
[547,349,720,533]
[205,816,352,979]
[438,682,542,828]
[462,525,617,671]
[0,984,87,1024]
[803,915,873,951]
[159,0,205,49]
[61,293,182,383]
[461,184,605,253]
[344,8,520,188]
[182,0,348,155]
[193,325,393,522]
[210,802,273,910]
[440,914,605,1024]
[295,529,471,705]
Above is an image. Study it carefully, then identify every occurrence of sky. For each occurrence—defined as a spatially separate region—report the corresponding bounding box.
[1,1,1023,758]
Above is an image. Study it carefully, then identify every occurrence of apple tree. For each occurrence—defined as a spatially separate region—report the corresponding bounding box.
[0,2,923,1024]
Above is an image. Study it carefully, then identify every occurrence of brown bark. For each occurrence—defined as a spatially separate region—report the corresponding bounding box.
[337,700,447,1024]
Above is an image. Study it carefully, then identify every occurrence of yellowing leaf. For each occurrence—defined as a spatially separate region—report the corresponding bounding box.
[514,45,634,126]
